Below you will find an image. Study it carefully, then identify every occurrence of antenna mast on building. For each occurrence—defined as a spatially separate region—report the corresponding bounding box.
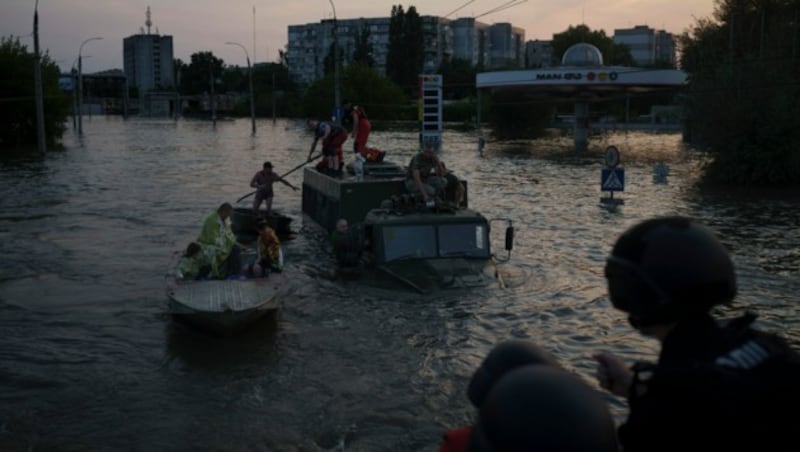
[146,6,152,34]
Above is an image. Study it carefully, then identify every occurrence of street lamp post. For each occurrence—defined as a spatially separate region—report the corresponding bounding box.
[33,0,46,153]
[70,58,81,131]
[78,36,102,136]
[329,0,341,125]
[226,41,256,135]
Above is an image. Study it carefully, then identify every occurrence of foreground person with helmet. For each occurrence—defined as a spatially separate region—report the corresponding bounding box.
[595,216,800,452]
[439,340,619,452]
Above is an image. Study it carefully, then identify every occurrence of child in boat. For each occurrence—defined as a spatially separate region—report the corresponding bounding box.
[249,222,283,277]
[175,242,212,280]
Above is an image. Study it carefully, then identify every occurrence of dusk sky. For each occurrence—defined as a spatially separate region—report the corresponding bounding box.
[3,0,716,73]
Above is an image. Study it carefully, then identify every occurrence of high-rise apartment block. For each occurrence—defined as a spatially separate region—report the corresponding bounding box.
[123,7,175,93]
[613,25,676,67]
[286,15,524,86]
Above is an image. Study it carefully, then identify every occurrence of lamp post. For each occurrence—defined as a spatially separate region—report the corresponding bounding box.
[70,57,81,131]
[329,0,341,125]
[78,36,102,136]
[226,41,256,135]
[33,0,46,153]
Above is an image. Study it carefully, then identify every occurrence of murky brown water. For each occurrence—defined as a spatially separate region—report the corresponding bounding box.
[1,117,799,451]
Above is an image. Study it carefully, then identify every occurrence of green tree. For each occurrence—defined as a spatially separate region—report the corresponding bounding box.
[679,0,800,186]
[323,42,345,76]
[252,62,300,118]
[386,5,424,94]
[352,22,375,68]
[303,64,410,121]
[0,37,70,149]
[180,51,225,95]
[439,58,477,100]
[551,24,634,66]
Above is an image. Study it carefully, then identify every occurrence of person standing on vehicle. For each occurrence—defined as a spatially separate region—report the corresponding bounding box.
[249,161,298,216]
[595,216,800,452]
[343,100,371,156]
[307,118,347,176]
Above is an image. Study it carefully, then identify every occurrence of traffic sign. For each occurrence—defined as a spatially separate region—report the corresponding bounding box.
[601,168,625,192]
[604,146,620,168]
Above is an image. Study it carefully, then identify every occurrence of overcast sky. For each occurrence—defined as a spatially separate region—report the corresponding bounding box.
[3,0,715,72]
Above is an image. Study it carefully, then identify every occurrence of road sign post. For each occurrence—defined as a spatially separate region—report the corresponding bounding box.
[600,146,624,206]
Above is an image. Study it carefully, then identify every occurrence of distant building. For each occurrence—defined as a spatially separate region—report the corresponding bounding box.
[488,23,525,68]
[451,18,490,66]
[613,25,676,67]
[122,7,177,116]
[123,33,175,92]
[286,14,523,86]
[525,40,555,68]
[83,69,128,114]
[287,17,392,87]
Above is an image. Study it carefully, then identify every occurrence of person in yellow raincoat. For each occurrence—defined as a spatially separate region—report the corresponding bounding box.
[175,242,212,280]
[247,221,283,277]
[197,203,242,279]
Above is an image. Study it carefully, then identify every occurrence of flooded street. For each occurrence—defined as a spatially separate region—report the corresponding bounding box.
[1,116,799,451]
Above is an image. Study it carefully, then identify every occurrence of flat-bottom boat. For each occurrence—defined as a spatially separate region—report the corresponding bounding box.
[166,272,288,336]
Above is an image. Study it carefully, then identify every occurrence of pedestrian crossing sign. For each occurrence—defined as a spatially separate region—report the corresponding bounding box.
[601,168,625,192]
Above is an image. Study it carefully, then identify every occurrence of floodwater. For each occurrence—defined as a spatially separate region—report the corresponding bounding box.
[1,117,799,451]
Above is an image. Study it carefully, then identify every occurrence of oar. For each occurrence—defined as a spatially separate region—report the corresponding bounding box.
[236,153,322,203]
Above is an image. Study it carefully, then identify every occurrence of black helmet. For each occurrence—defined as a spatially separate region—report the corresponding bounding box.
[468,340,561,407]
[468,366,619,452]
[605,216,737,326]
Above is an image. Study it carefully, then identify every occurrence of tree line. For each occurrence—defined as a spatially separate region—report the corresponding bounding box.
[679,0,800,186]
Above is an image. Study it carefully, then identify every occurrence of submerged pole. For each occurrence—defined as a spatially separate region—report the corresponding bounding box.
[33,1,46,153]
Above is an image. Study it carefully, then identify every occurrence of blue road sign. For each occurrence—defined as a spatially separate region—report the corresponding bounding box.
[601,168,625,192]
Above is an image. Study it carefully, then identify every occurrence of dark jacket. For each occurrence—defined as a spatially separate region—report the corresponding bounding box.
[619,313,800,452]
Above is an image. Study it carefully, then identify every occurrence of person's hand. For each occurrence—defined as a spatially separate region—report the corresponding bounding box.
[594,352,633,397]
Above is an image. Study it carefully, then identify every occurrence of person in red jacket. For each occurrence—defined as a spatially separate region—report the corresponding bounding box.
[343,100,371,155]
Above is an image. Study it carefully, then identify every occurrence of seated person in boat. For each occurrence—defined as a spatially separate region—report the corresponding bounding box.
[405,142,447,205]
[175,242,212,280]
[249,161,298,216]
[249,221,283,276]
[330,218,363,267]
[307,118,347,177]
[197,202,244,279]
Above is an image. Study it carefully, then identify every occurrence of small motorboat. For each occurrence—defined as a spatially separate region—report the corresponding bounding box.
[230,207,294,242]
[165,249,290,336]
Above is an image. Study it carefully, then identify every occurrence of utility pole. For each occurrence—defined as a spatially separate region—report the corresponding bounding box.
[226,41,256,135]
[78,36,102,136]
[329,0,341,125]
[272,71,276,124]
[33,0,46,153]
[210,70,217,127]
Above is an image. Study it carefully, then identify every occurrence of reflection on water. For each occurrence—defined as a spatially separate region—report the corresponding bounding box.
[0,117,798,450]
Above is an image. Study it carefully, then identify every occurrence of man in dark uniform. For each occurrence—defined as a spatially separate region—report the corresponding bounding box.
[595,217,800,452]
[406,142,447,205]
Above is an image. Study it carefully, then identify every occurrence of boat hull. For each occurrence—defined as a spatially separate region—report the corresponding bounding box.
[165,273,288,336]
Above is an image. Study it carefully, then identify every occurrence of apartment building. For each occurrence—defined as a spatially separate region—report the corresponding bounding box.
[613,25,676,67]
